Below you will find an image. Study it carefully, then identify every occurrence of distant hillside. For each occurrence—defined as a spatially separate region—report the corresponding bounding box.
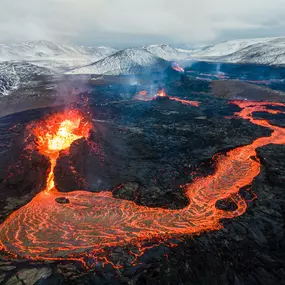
[191,37,285,66]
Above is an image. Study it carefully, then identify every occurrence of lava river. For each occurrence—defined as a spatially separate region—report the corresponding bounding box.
[1,101,285,264]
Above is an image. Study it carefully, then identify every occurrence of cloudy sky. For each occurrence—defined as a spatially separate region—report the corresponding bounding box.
[1,0,285,47]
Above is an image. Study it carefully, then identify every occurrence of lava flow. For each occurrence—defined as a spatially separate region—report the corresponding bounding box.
[155,89,200,107]
[168,96,200,107]
[134,89,199,107]
[1,101,285,266]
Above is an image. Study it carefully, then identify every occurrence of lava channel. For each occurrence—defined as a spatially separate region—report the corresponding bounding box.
[1,101,285,266]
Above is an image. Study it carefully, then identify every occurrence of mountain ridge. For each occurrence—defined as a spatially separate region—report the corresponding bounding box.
[0,40,117,61]
[191,36,285,65]
[66,47,171,75]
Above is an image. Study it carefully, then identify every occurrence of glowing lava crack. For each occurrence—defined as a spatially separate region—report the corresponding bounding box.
[1,101,285,266]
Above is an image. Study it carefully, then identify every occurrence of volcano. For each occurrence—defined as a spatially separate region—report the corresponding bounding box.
[1,99,284,262]
[0,81,285,284]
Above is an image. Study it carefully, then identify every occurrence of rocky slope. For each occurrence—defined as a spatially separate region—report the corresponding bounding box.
[0,61,54,96]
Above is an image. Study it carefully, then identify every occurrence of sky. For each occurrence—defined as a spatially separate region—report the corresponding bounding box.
[1,0,285,48]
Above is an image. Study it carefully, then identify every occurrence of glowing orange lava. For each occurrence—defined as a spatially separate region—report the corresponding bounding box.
[156,89,199,107]
[1,101,285,267]
[156,89,167,97]
[31,110,91,193]
[168,96,200,107]
[138,91,147,96]
[134,89,199,107]
[133,90,154,101]
[172,62,185,73]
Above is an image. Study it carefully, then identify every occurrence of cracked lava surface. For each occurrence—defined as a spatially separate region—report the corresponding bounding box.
[1,100,285,266]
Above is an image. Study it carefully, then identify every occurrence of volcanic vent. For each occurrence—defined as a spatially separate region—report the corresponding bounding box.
[32,109,91,193]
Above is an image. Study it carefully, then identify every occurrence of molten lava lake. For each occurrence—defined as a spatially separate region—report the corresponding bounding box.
[0,93,285,284]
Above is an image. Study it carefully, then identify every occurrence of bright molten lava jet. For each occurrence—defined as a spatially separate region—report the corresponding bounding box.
[32,109,91,193]
[1,101,285,267]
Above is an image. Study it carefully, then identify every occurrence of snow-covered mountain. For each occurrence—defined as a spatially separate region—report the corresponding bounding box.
[216,37,285,65]
[2,37,285,97]
[0,41,118,96]
[143,44,191,60]
[0,41,116,61]
[192,38,274,57]
[0,41,117,72]
[66,48,170,75]
[0,61,53,96]
[191,37,285,65]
